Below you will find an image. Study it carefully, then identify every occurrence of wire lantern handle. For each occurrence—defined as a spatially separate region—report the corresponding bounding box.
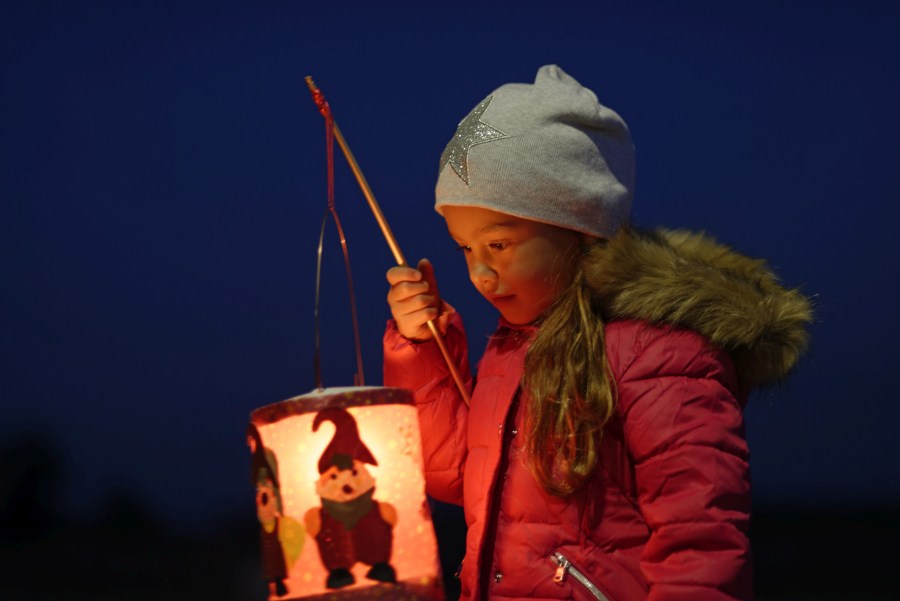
[305,76,471,406]
[312,84,365,389]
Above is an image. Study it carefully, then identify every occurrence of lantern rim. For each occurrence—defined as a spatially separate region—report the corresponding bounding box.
[250,386,414,426]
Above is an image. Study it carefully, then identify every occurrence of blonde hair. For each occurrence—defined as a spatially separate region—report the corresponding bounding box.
[522,244,616,497]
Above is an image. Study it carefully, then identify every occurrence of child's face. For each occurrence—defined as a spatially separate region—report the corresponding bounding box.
[443,205,581,325]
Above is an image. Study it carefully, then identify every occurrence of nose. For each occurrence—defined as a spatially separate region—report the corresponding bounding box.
[469,259,498,292]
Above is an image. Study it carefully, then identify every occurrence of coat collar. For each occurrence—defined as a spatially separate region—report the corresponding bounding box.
[586,226,813,388]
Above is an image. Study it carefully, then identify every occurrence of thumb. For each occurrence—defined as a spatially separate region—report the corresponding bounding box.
[417,258,442,313]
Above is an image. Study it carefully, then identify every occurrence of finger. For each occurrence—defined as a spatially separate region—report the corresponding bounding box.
[388,280,432,305]
[391,294,438,317]
[397,306,440,340]
[417,258,441,309]
[386,265,423,286]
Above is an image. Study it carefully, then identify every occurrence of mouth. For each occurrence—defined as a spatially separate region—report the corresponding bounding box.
[488,294,514,305]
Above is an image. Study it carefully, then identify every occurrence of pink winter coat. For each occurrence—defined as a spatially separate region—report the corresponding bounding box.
[383,228,811,601]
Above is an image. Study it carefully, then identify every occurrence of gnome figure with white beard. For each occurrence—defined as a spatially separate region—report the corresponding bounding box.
[304,408,398,589]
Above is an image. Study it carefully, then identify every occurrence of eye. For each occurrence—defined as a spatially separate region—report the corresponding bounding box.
[352,469,358,476]
[455,244,471,254]
[489,241,510,251]
[330,473,337,480]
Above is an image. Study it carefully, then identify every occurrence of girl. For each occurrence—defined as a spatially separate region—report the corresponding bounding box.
[384,65,811,601]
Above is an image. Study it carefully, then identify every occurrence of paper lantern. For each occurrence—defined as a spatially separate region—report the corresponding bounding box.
[247,386,445,601]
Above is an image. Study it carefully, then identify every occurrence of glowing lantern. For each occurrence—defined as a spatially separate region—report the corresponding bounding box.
[247,386,445,600]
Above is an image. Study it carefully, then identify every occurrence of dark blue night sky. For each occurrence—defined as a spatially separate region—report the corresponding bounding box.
[3,0,900,532]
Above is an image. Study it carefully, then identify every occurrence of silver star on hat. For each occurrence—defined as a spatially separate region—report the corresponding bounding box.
[439,96,509,186]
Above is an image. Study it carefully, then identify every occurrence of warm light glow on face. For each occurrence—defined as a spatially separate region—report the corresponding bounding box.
[443,205,581,325]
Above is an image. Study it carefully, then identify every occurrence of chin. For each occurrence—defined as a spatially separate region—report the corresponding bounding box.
[500,311,538,326]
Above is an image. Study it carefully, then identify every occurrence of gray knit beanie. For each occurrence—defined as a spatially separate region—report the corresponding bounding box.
[435,64,635,239]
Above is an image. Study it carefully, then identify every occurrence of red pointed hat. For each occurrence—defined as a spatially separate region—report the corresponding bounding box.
[312,408,378,474]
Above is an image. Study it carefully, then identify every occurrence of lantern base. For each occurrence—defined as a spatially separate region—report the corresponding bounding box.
[275,575,445,601]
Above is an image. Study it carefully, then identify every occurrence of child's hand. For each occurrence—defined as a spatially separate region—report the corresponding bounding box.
[386,258,442,341]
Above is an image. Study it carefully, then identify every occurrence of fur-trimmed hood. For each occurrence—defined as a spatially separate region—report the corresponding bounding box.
[585,227,813,389]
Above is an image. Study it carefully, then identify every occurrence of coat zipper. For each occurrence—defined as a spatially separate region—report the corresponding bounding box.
[550,552,610,601]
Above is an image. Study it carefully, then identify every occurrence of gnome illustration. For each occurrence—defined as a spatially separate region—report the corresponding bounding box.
[247,423,305,598]
[304,408,397,589]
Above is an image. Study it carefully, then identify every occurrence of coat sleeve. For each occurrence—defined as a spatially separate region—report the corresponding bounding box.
[616,324,753,601]
[383,304,472,506]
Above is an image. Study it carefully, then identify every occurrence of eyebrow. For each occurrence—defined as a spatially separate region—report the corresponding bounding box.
[449,220,521,240]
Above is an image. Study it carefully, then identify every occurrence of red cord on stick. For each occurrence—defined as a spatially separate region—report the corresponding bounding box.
[304,76,471,406]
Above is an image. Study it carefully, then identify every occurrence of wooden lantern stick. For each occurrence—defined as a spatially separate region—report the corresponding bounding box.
[305,76,471,406]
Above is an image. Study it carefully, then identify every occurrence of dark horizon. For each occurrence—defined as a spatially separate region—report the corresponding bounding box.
[3,428,899,599]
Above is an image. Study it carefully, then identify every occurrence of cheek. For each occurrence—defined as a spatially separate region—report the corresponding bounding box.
[539,241,577,282]
[355,471,376,490]
[505,254,551,288]
[316,476,337,498]
[515,253,572,300]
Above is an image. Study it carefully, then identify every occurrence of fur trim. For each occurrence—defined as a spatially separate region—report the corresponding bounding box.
[585,227,813,388]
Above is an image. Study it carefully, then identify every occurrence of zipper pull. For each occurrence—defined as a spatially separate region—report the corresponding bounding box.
[552,554,570,584]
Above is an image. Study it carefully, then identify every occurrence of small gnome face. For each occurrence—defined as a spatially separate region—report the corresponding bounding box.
[315,460,376,503]
[256,478,279,526]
